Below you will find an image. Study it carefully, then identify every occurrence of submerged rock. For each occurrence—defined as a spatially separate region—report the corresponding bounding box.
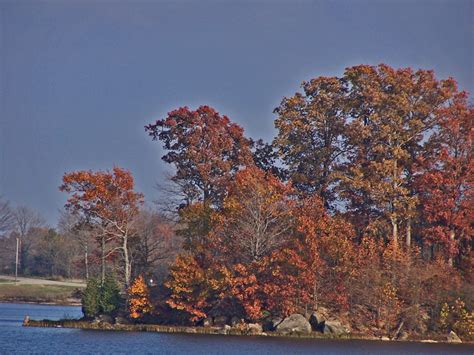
[276,314,311,334]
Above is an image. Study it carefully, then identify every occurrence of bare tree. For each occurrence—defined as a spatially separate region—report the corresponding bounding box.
[131,209,178,279]
[58,211,94,280]
[13,206,46,277]
[0,197,14,236]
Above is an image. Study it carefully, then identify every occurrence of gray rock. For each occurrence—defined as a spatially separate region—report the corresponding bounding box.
[447,331,462,343]
[276,314,312,334]
[308,311,326,331]
[247,323,263,335]
[323,320,349,336]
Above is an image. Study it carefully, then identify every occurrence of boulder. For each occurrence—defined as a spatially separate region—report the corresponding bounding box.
[308,311,326,331]
[276,314,312,334]
[323,320,349,336]
[247,323,263,335]
[447,331,462,343]
[262,317,283,331]
[213,316,228,327]
[202,317,213,327]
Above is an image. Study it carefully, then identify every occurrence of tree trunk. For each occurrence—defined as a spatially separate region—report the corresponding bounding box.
[84,244,89,280]
[101,235,105,285]
[391,216,398,247]
[15,237,19,284]
[448,230,455,267]
[123,236,130,288]
[406,219,411,248]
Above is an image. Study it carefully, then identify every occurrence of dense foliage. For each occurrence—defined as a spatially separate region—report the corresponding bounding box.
[149,64,473,339]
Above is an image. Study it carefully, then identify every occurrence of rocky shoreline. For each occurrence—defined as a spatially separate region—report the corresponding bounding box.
[22,314,469,345]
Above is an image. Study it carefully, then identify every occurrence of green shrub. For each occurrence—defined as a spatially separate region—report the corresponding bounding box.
[99,275,122,314]
[81,278,100,318]
[81,276,123,318]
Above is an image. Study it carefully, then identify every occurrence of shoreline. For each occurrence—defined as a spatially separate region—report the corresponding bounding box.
[23,318,472,345]
[0,299,81,307]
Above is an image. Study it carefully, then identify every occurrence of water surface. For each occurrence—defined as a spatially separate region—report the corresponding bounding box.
[0,303,472,354]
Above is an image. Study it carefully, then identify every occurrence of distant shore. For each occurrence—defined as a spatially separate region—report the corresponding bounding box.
[0,275,84,306]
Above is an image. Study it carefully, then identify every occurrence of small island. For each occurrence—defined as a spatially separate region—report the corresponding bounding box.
[15,66,473,346]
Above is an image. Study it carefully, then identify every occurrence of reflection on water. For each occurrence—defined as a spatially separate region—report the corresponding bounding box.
[0,303,472,354]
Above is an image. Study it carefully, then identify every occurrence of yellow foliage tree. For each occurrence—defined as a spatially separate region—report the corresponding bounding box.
[128,275,153,319]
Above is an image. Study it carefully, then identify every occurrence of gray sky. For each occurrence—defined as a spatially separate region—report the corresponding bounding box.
[0,0,472,225]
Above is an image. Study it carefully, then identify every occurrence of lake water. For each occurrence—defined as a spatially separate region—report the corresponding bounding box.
[0,303,472,354]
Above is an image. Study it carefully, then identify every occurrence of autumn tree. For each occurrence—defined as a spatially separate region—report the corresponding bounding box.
[60,167,143,288]
[416,93,473,265]
[274,77,348,207]
[212,166,294,263]
[128,275,153,319]
[341,64,460,245]
[145,106,253,208]
[165,254,225,321]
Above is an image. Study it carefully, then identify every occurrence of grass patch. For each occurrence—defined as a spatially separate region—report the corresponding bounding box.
[0,278,14,284]
[0,284,80,303]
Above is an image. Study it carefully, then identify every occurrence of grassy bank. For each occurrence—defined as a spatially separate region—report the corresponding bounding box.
[0,282,81,305]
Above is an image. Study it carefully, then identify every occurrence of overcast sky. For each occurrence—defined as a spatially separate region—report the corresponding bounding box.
[0,0,472,225]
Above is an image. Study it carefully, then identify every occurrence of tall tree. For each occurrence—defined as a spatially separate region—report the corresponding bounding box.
[274,77,348,207]
[145,106,253,207]
[60,167,143,288]
[416,93,473,265]
[341,64,460,244]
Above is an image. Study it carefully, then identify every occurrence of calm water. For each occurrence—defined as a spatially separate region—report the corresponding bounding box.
[0,303,472,354]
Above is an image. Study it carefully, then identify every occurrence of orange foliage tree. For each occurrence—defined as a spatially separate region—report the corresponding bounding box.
[145,105,253,207]
[128,275,153,319]
[60,167,143,287]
